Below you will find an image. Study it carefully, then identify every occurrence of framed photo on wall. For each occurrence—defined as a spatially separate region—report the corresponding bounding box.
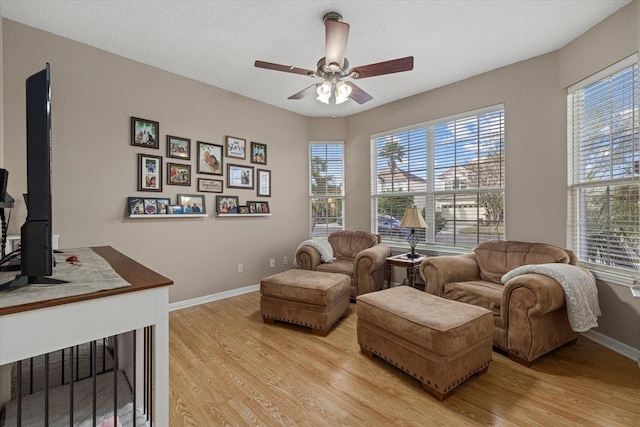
[128,197,145,215]
[138,154,162,192]
[131,117,159,149]
[178,194,206,214]
[198,178,223,193]
[168,204,183,214]
[227,164,254,189]
[216,195,239,214]
[248,201,270,214]
[250,141,267,165]
[144,198,158,214]
[156,198,171,214]
[167,135,191,159]
[257,169,271,197]
[197,141,223,175]
[247,201,260,213]
[225,136,246,159]
[167,163,191,186]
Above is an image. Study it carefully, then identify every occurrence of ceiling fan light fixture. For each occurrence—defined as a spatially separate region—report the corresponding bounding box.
[316,81,332,104]
[255,12,413,107]
[334,81,352,104]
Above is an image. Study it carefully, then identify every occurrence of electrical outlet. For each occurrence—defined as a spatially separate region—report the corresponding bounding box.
[269,259,275,268]
[283,256,288,266]
[237,263,243,273]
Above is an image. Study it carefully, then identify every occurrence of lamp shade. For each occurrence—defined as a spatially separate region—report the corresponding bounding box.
[399,205,427,229]
[316,82,332,104]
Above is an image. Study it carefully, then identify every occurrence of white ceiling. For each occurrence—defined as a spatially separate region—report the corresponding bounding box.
[0,0,632,118]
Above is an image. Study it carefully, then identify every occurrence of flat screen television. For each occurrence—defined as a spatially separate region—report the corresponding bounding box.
[0,63,66,291]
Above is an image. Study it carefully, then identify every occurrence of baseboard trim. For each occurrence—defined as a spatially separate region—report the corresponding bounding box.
[582,330,640,369]
[168,284,260,312]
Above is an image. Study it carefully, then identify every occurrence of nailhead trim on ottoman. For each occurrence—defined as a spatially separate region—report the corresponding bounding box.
[357,286,493,400]
[260,269,351,336]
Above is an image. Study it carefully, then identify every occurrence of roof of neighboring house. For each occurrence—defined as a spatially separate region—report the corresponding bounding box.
[377,167,426,184]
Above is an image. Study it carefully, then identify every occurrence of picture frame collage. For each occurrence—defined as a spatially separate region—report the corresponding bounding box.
[128,194,206,216]
[131,116,272,216]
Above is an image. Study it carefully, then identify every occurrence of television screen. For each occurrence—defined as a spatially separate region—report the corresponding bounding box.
[0,63,66,292]
[21,63,53,277]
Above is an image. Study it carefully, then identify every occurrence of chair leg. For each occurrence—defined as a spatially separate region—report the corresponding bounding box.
[475,365,489,376]
[311,328,328,336]
[508,352,538,367]
[360,346,374,359]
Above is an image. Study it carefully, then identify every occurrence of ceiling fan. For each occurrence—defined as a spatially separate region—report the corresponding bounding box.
[254,12,414,105]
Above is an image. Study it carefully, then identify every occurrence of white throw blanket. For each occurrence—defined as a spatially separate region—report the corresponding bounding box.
[501,263,601,332]
[294,238,336,266]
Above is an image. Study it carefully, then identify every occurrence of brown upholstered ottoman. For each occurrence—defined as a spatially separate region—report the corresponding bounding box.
[260,269,350,336]
[357,286,493,400]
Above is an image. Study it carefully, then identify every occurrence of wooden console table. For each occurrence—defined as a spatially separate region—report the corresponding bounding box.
[0,246,173,425]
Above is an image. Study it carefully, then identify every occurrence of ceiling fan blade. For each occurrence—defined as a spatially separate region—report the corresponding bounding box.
[254,60,315,76]
[351,56,414,79]
[288,84,319,100]
[325,19,350,69]
[345,82,373,104]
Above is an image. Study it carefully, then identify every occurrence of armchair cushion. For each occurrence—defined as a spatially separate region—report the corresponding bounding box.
[474,240,572,283]
[316,259,353,279]
[443,280,503,316]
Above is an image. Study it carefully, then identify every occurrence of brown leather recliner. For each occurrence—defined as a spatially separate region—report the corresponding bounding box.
[419,240,580,366]
[295,231,391,299]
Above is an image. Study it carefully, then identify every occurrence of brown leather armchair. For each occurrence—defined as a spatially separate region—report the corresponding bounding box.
[419,240,580,366]
[295,230,391,299]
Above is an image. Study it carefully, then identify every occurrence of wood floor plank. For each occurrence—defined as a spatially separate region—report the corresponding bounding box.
[169,291,640,426]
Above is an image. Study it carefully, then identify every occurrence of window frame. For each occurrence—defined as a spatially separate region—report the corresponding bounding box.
[309,141,345,238]
[567,54,639,284]
[370,105,505,252]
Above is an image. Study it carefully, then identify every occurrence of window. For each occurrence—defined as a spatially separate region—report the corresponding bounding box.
[309,142,344,237]
[371,106,505,250]
[568,55,639,274]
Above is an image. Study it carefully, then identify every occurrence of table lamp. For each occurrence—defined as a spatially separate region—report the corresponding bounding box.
[398,205,427,259]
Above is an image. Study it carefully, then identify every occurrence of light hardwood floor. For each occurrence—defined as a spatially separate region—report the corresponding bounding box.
[169,291,640,426]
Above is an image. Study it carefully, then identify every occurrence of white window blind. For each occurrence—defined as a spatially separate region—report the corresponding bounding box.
[309,142,344,237]
[371,106,505,250]
[568,55,639,273]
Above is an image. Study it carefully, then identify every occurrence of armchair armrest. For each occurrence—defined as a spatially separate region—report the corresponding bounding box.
[419,254,480,296]
[354,243,391,295]
[501,273,573,363]
[355,243,390,272]
[295,245,322,270]
[502,273,566,318]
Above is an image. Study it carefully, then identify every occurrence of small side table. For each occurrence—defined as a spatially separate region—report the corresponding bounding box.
[386,254,427,289]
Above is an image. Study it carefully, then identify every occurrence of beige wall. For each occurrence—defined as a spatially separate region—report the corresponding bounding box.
[1,1,639,352]
[2,20,310,304]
